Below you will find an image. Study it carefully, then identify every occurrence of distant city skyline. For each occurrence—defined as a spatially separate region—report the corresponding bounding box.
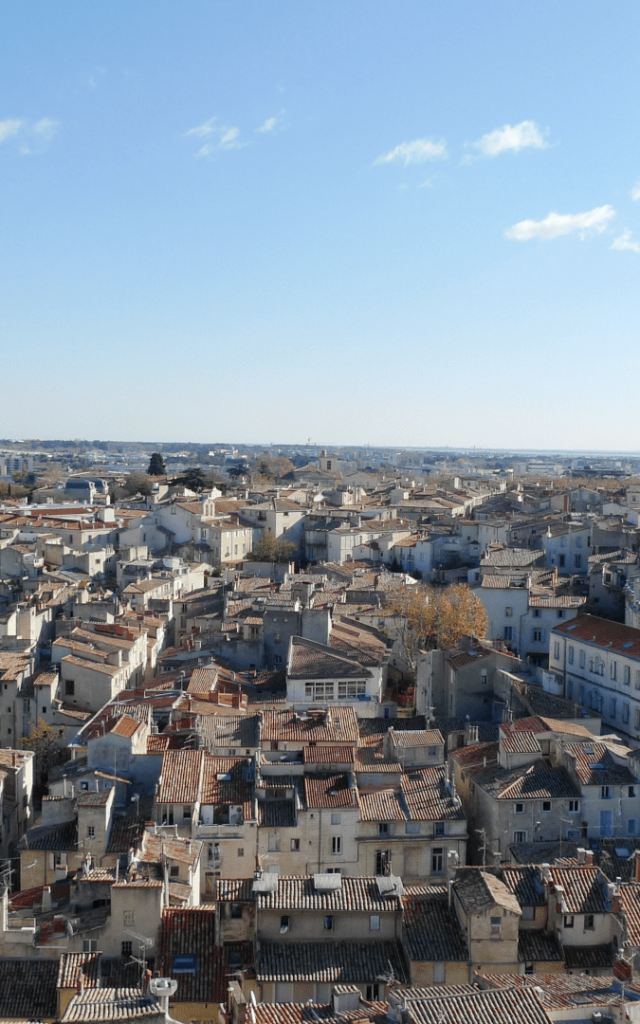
[2,1,639,449]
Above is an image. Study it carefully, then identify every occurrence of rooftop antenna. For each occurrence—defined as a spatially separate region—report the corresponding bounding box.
[125,928,153,988]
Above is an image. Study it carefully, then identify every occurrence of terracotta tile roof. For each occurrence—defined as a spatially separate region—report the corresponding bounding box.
[260,708,359,745]
[19,817,78,851]
[304,746,356,764]
[57,951,101,990]
[159,907,253,1002]
[200,756,254,819]
[258,800,296,827]
[110,715,143,738]
[251,1002,388,1024]
[256,940,409,984]
[61,987,164,1022]
[402,891,469,962]
[0,958,59,1019]
[619,882,640,945]
[517,930,564,962]
[482,971,640,1008]
[156,749,204,804]
[452,868,522,916]
[563,944,613,970]
[564,741,636,786]
[401,765,467,822]
[354,745,401,772]
[289,638,371,680]
[216,877,255,902]
[357,788,405,821]
[255,875,404,912]
[547,865,609,914]
[500,866,547,907]
[389,729,444,748]
[404,987,552,1024]
[553,613,640,657]
[304,773,359,810]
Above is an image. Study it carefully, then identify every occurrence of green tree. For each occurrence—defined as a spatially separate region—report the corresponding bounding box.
[175,467,207,492]
[147,452,166,476]
[21,718,69,798]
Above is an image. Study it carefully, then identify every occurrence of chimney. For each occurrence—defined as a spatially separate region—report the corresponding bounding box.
[585,850,594,865]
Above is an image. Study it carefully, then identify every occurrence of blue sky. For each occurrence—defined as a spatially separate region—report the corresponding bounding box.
[2,1,640,450]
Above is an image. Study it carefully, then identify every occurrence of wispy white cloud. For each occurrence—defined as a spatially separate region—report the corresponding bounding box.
[257,117,277,133]
[255,110,287,134]
[0,117,59,154]
[374,137,447,166]
[0,119,22,143]
[631,181,640,201]
[469,120,547,158]
[505,205,615,241]
[186,117,219,138]
[185,117,243,155]
[612,230,640,254]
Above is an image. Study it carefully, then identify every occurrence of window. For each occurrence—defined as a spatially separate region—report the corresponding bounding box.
[610,698,617,719]
[569,800,580,813]
[624,665,631,685]
[290,838,300,852]
[611,661,618,681]
[123,910,135,926]
[514,830,527,842]
[434,821,445,836]
[230,903,243,919]
[601,786,611,799]
[505,607,513,617]
[183,805,192,820]
[433,963,446,984]
[490,916,501,937]
[122,941,133,957]
[366,984,380,1001]
[237,848,244,857]
[87,825,95,839]
[568,646,574,664]
[375,850,389,875]
[574,555,582,568]
[406,822,420,835]
[524,963,535,976]
[331,813,341,825]
[432,848,444,874]
[554,642,560,660]
[332,836,341,855]
[558,610,564,619]
[629,819,638,835]
[636,669,640,691]
[304,682,334,701]
[378,823,389,836]
[564,915,574,928]
[532,629,543,643]
[65,680,75,696]
[623,704,630,724]
[337,680,366,699]
[636,709,640,730]
[369,915,380,931]
[504,626,513,641]
[584,914,595,930]
[542,801,551,812]
[83,940,98,952]
[580,650,586,668]
[324,915,334,931]
[280,915,290,933]
[630,786,636,798]
[521,906,535,921]
[170,865,179,877]
[558,554,565,568]
[515,803,524,814]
